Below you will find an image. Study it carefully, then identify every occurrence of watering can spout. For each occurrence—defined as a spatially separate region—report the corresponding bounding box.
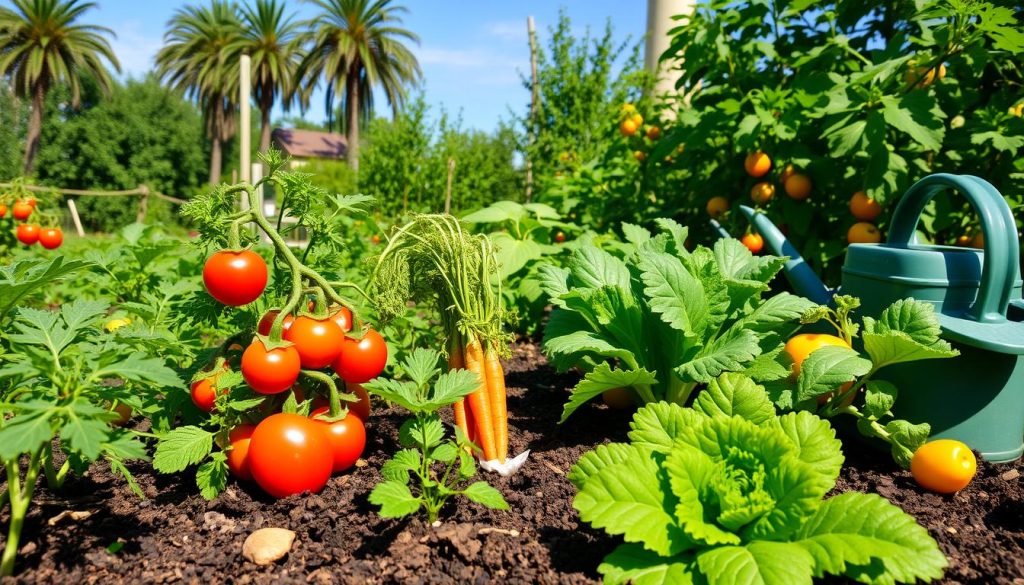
[739,205,834,305]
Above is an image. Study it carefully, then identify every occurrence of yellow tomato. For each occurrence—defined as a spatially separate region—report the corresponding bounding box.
[744,151,772,177]
[849,191,882,221]
[784,334,850,377]
[848,222,882,244]
[911,439,977,494]
[750,182,775,204]
[620,119,638,137]
[706,196,730,218]
[784,174,812,200]
[105,318,132,332]
[631,113,644,127]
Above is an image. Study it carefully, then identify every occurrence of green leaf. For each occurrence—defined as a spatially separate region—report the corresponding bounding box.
[768,411,844,486]
[638,251,711,339]
[654,218,689,257]
[369,480,423,518]
[622,223,652,248]
[431,442,458,463]
[574,445,691,557]
[567,246,632,290]
[737,293,815,332]
[462,481,509,510]
[196,454,228,500]
[95,352,183,388]
[861,300,958,369]
[491,232,544,279]
[693,373,776,424]
[364,378,421,412]
[863,380,898,419]
[0,409,54,459]
[381,449,421,483]
[880,94,944,151]
[862,331,958,370]
[628,402,706,454]
[462,200,525,224]
[427,369,480,410]
[60,400,111,461]
[885,420,931,469]
[696,541,815,585]
[561,363,658,423]
[599,544,698,585]
[400,347,443,390]
[398,415,445,450]
[663,445,744,546]
[543,330,637,367]
[796,492,947,585]
[0,257,91,320]
[153,426,214,473]
[796,346,872,402]
[569,442,642,489]
[677,328,761,383]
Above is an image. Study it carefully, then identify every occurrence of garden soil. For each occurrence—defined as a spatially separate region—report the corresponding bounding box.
[2,341,1022,584]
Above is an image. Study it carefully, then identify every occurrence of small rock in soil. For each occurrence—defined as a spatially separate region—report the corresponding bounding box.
[1000,468,1019,481]
[242,527,296,565]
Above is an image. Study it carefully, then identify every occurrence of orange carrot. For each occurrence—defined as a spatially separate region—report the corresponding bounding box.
[448,333,471,442]
[484,344,508,462]
[463,335,497,461]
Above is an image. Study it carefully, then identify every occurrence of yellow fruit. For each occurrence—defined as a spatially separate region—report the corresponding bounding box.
[750,182,775,205]
[784,174,812,200]
[631,113,643,127]
[911,439,976,494]
[849,191,882,221]
[706,196,730,218]
[784,334,851,378]
[645,125,661,140]
[1010,104,1024,117]
[633,150,646,162]
[955,235,972,247]
[620,119,638,137]
[621,103,636,114]
[971,232,985,249]
[779,164,795,184]
[105,318,132,332]
[744,151,772,177]
[848,222,882,244]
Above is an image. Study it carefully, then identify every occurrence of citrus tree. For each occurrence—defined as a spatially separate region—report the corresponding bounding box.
[652,0,1024,284]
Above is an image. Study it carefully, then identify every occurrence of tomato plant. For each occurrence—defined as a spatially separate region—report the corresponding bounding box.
[37,227,63,249]
[202,249,268,306]
[15,223,38,245]
[226,423,255,481]
[247,413,333,498]
[241,338,301,394]
[284,315,344,369]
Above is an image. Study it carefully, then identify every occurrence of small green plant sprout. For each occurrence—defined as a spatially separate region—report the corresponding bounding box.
[364,348,509,522]
[781,295,959,467]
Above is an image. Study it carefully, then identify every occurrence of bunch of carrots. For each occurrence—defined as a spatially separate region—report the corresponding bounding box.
[372,214,510,463]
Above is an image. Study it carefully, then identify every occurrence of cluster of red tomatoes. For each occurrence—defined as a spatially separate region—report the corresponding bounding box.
[193,248,387,498]
[3,197,63,249]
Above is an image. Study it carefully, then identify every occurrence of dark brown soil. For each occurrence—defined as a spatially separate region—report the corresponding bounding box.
[2,341,1022,584]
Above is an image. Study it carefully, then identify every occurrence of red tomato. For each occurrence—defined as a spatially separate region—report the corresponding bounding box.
[311,383,372,421]
[310,407,367,472]
[248,413,333,497]
[25,197,36,208]
[38,227,63,250]
[190,373,222,412]
[741,232,764,254]
[257,310,295,336]
[16,223,39,245]
[333,329,388,384]
[0,204,7,217]
[241,339,301,394]
[12,201,32,220]
[329,306,353,333]
[202,250,268,306]
[554,231,566,243]
[284,316,345,369]
[226,424,256,481]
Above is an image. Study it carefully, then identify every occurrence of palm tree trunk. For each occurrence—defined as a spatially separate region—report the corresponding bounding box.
[209,136,223,185]
[259,86,273,153]
[346,72,360,173]
[208,101,225,185]
[22,82,46,175]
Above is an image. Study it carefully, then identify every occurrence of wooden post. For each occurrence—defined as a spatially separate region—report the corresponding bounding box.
[645,0,696,118]
[67,199,85,237]
[136,185,150,223]
[240,54,252,185]
[444,158,456,214]
[525,15,539,203]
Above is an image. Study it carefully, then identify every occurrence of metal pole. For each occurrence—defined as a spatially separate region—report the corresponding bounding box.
[240,54,252,186]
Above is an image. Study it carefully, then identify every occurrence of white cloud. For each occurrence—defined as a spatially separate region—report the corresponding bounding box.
[107,20,162,78]
[482,20,528,43]
[416,47,489,68]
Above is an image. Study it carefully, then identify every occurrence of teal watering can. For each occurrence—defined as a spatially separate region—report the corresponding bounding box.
[741,173,1024,463]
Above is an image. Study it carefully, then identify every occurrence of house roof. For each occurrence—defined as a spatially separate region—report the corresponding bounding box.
[271,128,348,160]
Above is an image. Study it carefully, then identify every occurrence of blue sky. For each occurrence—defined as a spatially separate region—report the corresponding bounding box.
[90,1,647,132]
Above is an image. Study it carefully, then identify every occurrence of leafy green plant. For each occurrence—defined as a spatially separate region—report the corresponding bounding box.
[0,258,181,576]
[365,348,508,521]
[776,296,960,467]
[570,374,948,585]
[541,219,813,420]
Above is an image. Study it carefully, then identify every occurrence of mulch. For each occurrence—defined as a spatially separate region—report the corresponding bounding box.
[2,341,1022,584]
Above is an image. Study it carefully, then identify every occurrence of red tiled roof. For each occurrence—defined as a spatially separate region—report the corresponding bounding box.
[271,128,348,160]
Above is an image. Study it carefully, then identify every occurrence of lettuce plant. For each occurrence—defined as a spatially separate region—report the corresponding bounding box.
[540,219,813,421]
[570,374,947,585]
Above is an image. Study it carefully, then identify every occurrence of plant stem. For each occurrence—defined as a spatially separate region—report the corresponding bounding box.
[2,449,42,577]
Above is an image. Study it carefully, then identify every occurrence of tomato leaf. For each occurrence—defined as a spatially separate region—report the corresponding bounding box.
[196,453,228,501]
[153,426,214,473]
[381,448,420,483]
[369,480,423,518]
[461,481,509,510]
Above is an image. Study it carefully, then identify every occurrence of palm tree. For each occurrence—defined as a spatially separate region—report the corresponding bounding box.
[0,0,120,174]
[156,1,242,185]
[298,0,422,171]
[231,0,304,153]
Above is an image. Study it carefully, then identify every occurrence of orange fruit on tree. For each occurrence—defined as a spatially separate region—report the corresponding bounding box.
[955,234,972,247]
[779,164,795,183]
[621,103,636,114]
[848,222,882,244]
[645,125,661,140]
[633,150,646,162]
[631,113,643,127]
[706,196,730,218]
[911,439,976,494]
[750,182,775,204]
[744,151,772,177]
[849,191,882,221]
[784,173,812,200]
[620,119,638,137]
[741,232,764,254]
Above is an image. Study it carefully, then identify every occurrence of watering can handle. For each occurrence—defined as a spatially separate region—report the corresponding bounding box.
[889,173,1019,323]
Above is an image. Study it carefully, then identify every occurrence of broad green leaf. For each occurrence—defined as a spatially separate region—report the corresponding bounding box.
[880,94,944,151]
[863,380,898,419]
[796,346,872,402]
[696,541,814,585]
[567,246,632,290]
[568,442,639,489]
[863,299,942,344]
[196,454,228,501]
[381,449,421,483]
[622,223,652,247]
[574,446,691,557]
[398,415,446,450]
[541,309,608,371]
[654,218,689,258]
[153,426,214,473]
[543,330,637,366]
[537,264,572,307]
[561,363,657,423]
[628,401,706,454]
[599,544,698,585]
[369,480,423,518]
[677,328,761,383]
[60,401,111,461]
[638,251,710,339]
[796,492,947,585]
[861,331,958,370]
[431,442,458,463]
[663,445,745,546]
[768,411,844,486]
[400,347,443,390]
[693,373,776,424]
[364,378,421,412]
[462,200,525,224]
[462,481,509,510]
[0,409,54,459]
[737,293,816,332]
[95,352,183,388]
[427,369,480,410]
[491,232,544,278]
